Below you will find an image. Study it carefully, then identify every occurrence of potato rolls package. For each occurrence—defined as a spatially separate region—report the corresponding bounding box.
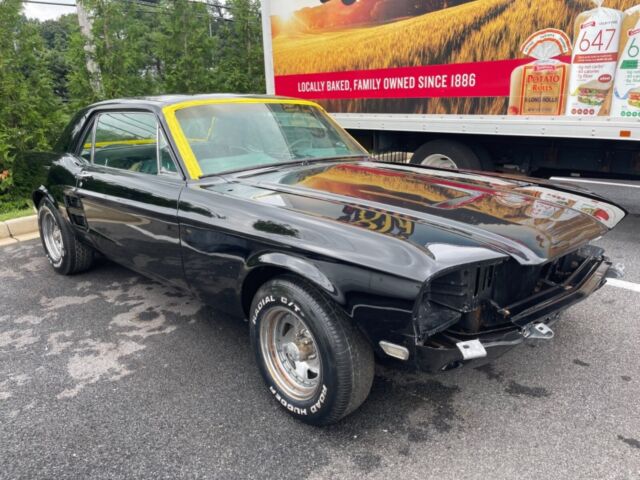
[612,5,640,117]
[566,0,623,116]
[508,29,572,115]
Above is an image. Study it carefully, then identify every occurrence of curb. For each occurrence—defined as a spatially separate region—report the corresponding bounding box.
[0,213,39,246]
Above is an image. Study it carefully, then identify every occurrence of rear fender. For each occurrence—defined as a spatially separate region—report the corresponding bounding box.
[32,185,56,209]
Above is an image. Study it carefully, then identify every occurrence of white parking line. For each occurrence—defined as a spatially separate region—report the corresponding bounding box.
[550,177,640,189]
[606,278,640,293]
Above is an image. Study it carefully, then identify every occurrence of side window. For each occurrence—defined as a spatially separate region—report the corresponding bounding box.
[78,121,94,161]
[158,128,178,174]
[93,112,159,174]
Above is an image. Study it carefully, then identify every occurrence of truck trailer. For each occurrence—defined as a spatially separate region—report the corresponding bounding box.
[261,0,640,178]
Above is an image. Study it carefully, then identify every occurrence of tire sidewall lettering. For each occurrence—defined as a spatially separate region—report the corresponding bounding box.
[253,289,332,419]
[251,294,305,325]
[266,384,329,417]
[310,384,328,414]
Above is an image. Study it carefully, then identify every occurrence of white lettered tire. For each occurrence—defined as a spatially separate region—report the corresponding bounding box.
[250,276,374,425]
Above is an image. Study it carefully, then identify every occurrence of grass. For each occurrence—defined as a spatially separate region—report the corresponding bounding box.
[0,206,35,222]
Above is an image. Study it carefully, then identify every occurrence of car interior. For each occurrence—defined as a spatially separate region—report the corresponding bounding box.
[85,112,178,176]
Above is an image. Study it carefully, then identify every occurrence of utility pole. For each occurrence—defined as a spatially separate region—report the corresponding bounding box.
[76,0,104,96]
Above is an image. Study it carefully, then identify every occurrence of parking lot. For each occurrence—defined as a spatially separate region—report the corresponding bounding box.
[1,182,639,480]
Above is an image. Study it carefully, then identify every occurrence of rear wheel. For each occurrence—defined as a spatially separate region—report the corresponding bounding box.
[38,198,94,275]
[410,139,484,171]
[250,276,374,425]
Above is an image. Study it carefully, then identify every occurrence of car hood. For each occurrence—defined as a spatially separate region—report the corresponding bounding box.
[222,160,625,265]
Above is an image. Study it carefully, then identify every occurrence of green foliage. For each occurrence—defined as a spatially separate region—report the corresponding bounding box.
[0,0,265,212]
[217,0,265,93]
[0,0,65,212]
[156,0,219,93]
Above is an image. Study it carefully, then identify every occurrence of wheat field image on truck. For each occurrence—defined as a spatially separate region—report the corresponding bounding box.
[271,0,637,114]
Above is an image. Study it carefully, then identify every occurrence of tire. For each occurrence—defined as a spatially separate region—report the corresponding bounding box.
[38,198,94,275]
[250,276,374,425]
[410,139,484,171]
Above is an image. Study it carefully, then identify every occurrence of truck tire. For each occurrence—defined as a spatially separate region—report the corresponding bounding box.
[250,276,374,425]
[38,198,94,275]
[410,139,483,171]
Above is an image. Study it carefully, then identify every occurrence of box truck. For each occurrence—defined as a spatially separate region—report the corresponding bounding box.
[261,0,640,178]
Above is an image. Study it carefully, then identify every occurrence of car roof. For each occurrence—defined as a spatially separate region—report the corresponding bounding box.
[89,93,305,109]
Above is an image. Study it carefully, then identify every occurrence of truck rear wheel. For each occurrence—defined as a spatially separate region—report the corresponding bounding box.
[250,276,374,425]
[410,139,483,171]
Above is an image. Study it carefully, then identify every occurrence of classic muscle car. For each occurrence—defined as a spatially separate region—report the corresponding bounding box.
[33,94,625,425]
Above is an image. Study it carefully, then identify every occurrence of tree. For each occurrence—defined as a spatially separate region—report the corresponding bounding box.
[217,0,265,93]
[38,14,76,101]
[155,0,219,94]
[89,0,160,97]
[0,0,64,211]
[0,0,267,212]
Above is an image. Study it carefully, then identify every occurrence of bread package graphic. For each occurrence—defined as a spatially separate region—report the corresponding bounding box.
[566,0,624,116]
[612,5,640,117]
[508,29,571,115]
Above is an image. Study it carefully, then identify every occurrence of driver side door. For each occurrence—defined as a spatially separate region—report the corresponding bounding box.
[74,110,187,288]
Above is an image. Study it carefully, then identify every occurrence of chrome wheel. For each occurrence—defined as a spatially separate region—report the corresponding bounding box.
[260,307,321,401]
[421,153,458,169]
[41,209,64,264]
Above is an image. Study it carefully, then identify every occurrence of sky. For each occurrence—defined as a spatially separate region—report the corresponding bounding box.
[23,2,77,21]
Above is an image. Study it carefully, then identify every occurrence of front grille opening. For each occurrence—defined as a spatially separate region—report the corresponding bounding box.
[472,264,494,298]
[423,246,604,337]
[430,264,497,312]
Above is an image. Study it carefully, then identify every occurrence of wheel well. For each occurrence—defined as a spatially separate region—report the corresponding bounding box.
[240,266,292,318]
[33,190,45,208]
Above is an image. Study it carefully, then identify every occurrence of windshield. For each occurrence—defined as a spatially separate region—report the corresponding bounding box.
[172,102,367,176]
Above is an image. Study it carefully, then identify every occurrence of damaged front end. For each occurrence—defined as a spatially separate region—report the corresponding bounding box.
[411,245,620,372]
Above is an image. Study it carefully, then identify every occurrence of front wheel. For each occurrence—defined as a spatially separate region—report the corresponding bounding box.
[250,276,374,425]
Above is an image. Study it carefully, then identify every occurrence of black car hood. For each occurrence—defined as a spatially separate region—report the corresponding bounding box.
[222,160,625,265]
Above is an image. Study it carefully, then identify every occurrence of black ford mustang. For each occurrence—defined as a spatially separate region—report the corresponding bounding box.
[33,94,625,425]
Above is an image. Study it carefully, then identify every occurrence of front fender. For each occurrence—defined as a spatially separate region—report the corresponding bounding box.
[243,251,422,352]
[246,251,339,300]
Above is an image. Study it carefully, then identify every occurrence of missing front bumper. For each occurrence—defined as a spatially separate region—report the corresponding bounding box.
[412,255,618,373]
[414,318,558,372]
[498,252,611,328]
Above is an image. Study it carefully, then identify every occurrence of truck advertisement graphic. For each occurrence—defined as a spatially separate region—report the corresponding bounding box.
[266,0,640,117]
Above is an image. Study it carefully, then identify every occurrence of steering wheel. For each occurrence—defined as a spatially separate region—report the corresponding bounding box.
[228,144,250,155]
[288,138,314,152]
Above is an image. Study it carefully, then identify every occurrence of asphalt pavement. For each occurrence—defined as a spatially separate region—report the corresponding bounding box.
[1,190,640,479]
